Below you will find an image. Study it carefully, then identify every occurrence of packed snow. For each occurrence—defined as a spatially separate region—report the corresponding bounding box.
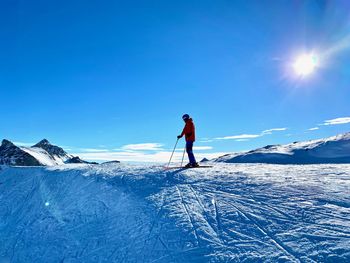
[0,163,349,262]
[215,132,350,164]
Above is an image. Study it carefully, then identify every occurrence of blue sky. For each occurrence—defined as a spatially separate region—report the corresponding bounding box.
[1,0,350,162]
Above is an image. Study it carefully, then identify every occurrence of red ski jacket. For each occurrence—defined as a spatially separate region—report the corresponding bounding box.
[181,118,195,142]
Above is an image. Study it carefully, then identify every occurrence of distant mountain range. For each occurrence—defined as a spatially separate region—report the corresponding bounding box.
[214,132,350,164]
[2,132,350,166]
[0,139,97,166]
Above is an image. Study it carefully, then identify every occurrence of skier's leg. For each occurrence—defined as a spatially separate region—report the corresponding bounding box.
[186,141,196,164]
[186,141,191,164]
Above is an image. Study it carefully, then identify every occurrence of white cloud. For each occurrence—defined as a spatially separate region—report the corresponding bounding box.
[121,143,164,151]
[80,148,109,152]
[308,127,319,131]
[193,146,213,150]
[199,138,214,143]
[214,127,288,142]
[262,128,287,134]
[215,134,261,140]
[75,150,228,163]
[322,117,350,126]
[176,146,213,151]
[235,139,249,142]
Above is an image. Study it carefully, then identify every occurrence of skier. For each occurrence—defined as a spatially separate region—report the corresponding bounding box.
[177,114,199,168]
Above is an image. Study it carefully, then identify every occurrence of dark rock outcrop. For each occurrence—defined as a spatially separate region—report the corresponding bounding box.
[33,139,69,159]
[65,156,98,165]
[0,139,42,166]
[101,160,120,165]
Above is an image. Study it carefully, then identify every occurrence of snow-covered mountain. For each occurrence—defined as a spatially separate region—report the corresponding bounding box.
[215,132,350,164]
[0,140,43,166]
[0,139,95,166]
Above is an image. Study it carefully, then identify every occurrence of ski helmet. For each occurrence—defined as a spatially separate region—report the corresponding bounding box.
[182,114,190,121]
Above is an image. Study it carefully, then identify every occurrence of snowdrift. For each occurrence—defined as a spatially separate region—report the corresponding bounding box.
[215,132,350,164]
[0,163,350,262]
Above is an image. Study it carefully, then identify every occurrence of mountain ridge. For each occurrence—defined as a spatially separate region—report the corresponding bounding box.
[214,132,350,164]
[0,139,97,166]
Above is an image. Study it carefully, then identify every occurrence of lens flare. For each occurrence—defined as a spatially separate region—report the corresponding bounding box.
[293,54,318,76]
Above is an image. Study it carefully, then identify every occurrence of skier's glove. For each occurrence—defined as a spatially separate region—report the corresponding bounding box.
[177,135,182,139]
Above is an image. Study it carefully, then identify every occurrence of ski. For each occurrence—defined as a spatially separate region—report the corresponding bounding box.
[165,165,213,170]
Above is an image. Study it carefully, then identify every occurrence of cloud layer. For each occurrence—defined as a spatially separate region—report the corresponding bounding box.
[322,117,350,126]
[121,143,164,151]
[262,128,287,134]
[72,142,219,163]
[75,150,227,163]
[215,134,261,140]
[215,127,288,141]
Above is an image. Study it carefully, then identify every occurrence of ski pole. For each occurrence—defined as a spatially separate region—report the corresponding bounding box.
[180,146,186,167]
[167,138,179,168]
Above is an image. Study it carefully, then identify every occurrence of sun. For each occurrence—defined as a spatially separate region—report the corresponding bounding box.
[293,54,318,76]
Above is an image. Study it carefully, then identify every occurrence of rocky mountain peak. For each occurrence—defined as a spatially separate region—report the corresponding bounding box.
[1,139,16,149]
[32,139,67,157]
[0,139,42,166]
[0,138,100,166]
[33,139,51,147]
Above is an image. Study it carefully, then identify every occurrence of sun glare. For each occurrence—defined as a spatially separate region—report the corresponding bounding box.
[293,54,318,77]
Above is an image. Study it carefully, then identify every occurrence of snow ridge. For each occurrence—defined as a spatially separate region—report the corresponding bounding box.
[215,132,350,164]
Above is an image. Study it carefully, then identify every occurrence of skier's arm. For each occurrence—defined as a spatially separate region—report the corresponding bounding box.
[177,128,185,139]
[177,124,188,138]
[181,128,186,137]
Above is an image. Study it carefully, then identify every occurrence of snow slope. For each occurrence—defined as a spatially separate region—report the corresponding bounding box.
[20,146,68,166]
[0,163,350,262]
[215,132,350,164]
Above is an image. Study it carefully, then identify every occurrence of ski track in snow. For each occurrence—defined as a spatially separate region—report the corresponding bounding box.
[0,163,350,262]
